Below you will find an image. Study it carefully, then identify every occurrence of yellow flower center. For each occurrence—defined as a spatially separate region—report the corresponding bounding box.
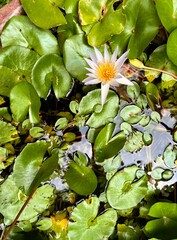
[97,62,116,82]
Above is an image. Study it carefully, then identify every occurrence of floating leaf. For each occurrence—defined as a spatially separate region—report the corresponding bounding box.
[120,105,142,124]
[0,175,55,225]
[10,82,41,123]
[106,165,148,210]
[0,120,18,145]
[155,0,177,33]
[1,16,59,55]
[32,54,72,99]
[29,127,45,138]
[87,8,125,46]
[117,224,142,240]
[78,89,119,128]
[146,83,160,110]
[65,161,97,196]
[110,0,159,58]
[63,34,91,81]
[20,0,66,29]
[0,46,39,82]
[68,197,117,240]
[167,28,177,66]
[0,66,20,97]
[94,123,126,162]
[144,202,177,239]
[12,141,50,195]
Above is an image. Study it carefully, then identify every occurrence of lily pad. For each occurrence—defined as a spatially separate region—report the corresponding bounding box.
[0,175,55,225]
[94,123,126,162]
[63,34,91,81]
[65,161,97,196]
[78,89,119,128]
[1,16,59,55]
[110,0,159,58]
[120,105,142,124]
[155,0,177,32]
[20,0,66,29]
[10,82,41,123]
[0,66,20,97]
[32,54,72,99]
[12,141,49,195]
[0,45,39,82]
[0,120,19,145]
[144,202,177,239]
[68,197,117,240]
[106,165,148,209]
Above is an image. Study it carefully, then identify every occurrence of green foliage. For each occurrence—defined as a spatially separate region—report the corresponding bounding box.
[20,0,66,28]
[106,165,148,210]
[68,197,117,240]
[0,0,177,239]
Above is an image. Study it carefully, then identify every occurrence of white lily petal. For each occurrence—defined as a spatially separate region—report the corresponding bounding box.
[104,45,110,62]
[101,83,110,105]
[116,74,133,85]
[83,76,94,82]
[87,73,98,78]
[84,79,101,85]
[94,47,104,62]
[111,47,118,63]
[85,67,96,74]
[115,50,129,70]
[84,58,97,69]
[88,50,97,63]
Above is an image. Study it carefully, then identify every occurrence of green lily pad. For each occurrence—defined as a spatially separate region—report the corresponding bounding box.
[120,105,142,124]
[1,16,59,55]
[0,66,20,97]
[0,120,19,145]
[144,202,177,239]
[65,161,97,196]
[32,54,72,99]
[106,165,148,210]
[167,28,177,66]
[124,131,144,152]
[63,34,91,81]
[78,89,119,128]
[68,197,117,240]
[10,82,41,123]
[87,9,125,46]
[155,0,177,32]
[0,175,55,225]
[110,0,159,58]
[94,123,126,162]
[0,46,39,82]
[20,0,66,29]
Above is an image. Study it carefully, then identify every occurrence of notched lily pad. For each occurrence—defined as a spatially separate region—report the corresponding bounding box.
[10,82,41,123]
[68,197,117,240]
[32,54,72,99]
[65,161,97,196]
[78,89,119,128]
[0,120,19,145]
[20,0,66,29]
[1,16,59,55]
[106,165,148,210]
[120,105,142,124]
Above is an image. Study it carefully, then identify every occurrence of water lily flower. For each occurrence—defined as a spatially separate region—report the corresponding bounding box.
[83,45,134,105]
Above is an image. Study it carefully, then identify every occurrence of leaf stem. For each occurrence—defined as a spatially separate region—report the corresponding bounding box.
[2,188,36,240]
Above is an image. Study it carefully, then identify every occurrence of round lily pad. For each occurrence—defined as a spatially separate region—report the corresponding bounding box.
[106,165,148,210]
